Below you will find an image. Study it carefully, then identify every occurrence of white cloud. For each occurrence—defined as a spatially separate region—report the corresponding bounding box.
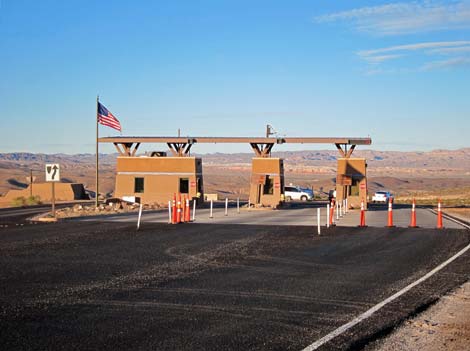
[422,56,470,70]
[427,46,470,54]
[358,41,470,57]
[315,1,470,35]
[357,41,470,71]
[362,54,404,64]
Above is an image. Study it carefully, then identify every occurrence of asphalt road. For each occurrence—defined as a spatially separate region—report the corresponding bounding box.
[1,220,469,350]
[76,202,465,229]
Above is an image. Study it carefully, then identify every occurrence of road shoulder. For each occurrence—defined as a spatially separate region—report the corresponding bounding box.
[367,280,470,351]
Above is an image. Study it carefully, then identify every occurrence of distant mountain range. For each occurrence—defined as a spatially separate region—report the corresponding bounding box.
[200,149,470,170]
[0,153,117,164]
[1,148,469,169]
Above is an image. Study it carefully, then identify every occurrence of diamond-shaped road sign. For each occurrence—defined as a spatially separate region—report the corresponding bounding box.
[45,163,60,182]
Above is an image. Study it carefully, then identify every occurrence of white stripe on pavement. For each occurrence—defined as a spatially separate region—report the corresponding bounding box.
[301,228,470,350]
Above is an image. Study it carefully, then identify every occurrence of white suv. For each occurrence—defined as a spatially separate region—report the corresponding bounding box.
[372,191,393,203]
[284,186,314,201]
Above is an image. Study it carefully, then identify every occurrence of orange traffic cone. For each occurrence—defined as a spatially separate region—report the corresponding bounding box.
[387,198,394,227]
[172,194,177,224]
[176,193,182,223]
[359,200,367,227]
[185,196,191,222]
[437,199,443,229]
[184,195,189,223]
[329,200,335,226]
[181,195,186,223]
[409,198,417,228]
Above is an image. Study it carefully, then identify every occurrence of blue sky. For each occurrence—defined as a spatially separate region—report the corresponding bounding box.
[1,0,469,154]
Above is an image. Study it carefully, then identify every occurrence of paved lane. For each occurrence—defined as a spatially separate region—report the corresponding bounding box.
[75,202,466,229]
[335,206,464,229]
[1,221,469,351]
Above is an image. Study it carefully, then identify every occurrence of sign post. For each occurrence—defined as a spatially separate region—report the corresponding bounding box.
[26,170,36,198]
[45,164,60,218]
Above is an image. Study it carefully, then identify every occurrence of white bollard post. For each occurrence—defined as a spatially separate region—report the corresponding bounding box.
[137,203,143,230]
[168,201,171,224]
[192,199,196,221]
[225,198,228,216]
[345,198,348,213]
[339,203,343,217]
[317,207,321,235]
[210,199,213,218]
[336,201,340,220]
[326,204,330,228]
[237,198,240,214]
[248,198,251,209]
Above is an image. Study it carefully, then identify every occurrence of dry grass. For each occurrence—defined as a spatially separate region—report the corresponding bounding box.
[444,208,470,221]
[395,186,470,206]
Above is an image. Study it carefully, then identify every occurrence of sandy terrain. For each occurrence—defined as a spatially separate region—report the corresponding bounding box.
[368,281,470,351]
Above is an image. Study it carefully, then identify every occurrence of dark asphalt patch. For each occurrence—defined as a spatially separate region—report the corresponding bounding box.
[0,222,469,350]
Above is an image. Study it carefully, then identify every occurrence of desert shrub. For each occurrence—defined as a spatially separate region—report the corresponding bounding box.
[25,195,42,206]
[11,197,26,207]
[11,196,42,207]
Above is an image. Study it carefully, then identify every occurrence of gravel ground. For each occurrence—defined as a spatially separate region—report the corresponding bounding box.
[366,281,470,351]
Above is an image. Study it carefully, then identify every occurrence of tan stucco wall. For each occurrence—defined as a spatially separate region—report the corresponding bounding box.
[114,156,203,204]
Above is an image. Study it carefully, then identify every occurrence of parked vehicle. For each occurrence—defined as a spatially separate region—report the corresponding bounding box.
[372,191,393,203]
[284,186,314,201]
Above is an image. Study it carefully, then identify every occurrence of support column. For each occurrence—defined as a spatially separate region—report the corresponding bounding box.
[250,143,274,158]
[114,142,141,156]
[167,139,195,157]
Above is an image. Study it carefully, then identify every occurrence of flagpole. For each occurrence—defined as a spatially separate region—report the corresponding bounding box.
[95,95,99,208]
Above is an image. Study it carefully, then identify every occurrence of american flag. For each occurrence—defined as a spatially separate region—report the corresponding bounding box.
[97,102,121,131]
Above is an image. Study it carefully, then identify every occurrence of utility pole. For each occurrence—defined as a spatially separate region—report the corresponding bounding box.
[29,169,33,198]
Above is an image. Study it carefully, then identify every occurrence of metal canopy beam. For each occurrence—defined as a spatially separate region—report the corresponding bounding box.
[99,136,371,145]
[103,136,371,158]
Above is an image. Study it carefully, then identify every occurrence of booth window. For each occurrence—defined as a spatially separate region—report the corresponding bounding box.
[134,177,144,193]
[349,177,360,196]
[263,176,274,195]
[180,178,189,194]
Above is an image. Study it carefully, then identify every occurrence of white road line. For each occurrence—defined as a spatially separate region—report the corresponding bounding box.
[302,226,470,350]
[428,208,470,230]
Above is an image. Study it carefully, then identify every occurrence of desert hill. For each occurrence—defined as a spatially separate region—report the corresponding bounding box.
[1,148,469,204]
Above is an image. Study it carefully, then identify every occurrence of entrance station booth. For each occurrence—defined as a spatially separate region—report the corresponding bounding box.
[114,155,203,204]
[335,158,368,209]
[249,158,284,207]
